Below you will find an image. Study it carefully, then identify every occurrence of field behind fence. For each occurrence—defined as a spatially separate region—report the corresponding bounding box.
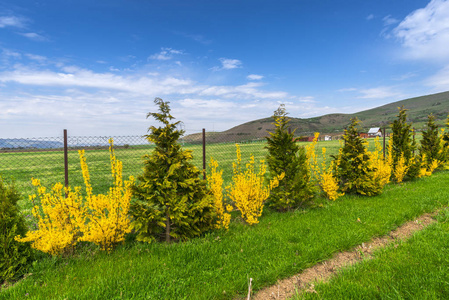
[1,129,389,213]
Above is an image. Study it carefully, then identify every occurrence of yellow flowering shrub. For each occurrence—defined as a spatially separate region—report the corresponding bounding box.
[78,140,134,251]
[305,133,343,201]
[393,153,409,183]
[226,144,282,225]
[207,158,231,230]
[16,139,134,255]
[367,137,392,189]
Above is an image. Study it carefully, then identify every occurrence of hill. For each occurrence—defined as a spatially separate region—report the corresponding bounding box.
[184,91,449,143]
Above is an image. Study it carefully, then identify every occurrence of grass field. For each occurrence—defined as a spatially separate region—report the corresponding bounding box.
[1,165,447,299]
[294,208,449,299]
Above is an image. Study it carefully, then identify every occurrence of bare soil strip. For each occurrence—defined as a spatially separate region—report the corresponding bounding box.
[252,213,436,300]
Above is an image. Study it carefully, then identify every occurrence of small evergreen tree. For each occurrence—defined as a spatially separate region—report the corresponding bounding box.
[1,178,33,284]
[265,105,314,210]
[334,118,382,195]
[420,114,441,167]
[130,98,215,243]
[390,106,419,180]
[440,113,449,166]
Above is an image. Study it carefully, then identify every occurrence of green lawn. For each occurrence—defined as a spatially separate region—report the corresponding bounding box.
[1,167,447,299]
[295,208,449,299]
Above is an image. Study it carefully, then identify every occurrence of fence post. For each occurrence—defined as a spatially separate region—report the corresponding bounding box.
[383,127,386,160]
[202,128,206,180]
[63,129,69,197]
[413,127,416,155]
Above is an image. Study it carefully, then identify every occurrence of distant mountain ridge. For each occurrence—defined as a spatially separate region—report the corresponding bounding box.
[184,91,449,143]
[0,139,63,150]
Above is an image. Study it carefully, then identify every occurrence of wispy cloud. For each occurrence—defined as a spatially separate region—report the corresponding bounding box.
[148,47,183,60]
[357,86,403,99]
[425,64,449,91]
[0,15,26,28]
[19,32,47,41]
[392,0,449,62]
[383,15,399,26]
[220,58,242,69]
[247,74,264,80]
[366,14,374,21]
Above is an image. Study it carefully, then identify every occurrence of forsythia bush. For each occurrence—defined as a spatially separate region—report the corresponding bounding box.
[226,144,283,225]
[16,141,134,255]
[77,141,134,251]
[367,137,392,190]
[207,158,231,230]
[306,134,343,201]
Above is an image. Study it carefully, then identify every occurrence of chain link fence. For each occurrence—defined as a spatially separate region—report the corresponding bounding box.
[4,127,389,209]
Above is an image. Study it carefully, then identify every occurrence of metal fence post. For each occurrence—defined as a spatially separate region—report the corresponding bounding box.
[63,129,69,197]
[202,128,206,180]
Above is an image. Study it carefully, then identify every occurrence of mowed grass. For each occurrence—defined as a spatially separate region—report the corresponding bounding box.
[294,208,449,299]
[1,166,448,299]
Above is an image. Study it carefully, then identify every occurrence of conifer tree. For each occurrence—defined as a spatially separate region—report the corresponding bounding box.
[1,178,33,283]
[420,114,441,167]
[334,118,381,195]
[130,98,215,243]
[265,105,314,210]
[390,106,419,179]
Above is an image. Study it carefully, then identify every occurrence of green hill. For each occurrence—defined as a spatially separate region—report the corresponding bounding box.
[184,91,449,143]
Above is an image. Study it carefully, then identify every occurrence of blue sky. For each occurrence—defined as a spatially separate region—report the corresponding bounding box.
[1,0,449,138]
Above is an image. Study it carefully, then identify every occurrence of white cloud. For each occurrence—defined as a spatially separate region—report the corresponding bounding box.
[0,15,26,28]
[19,32,47,41]
[25,53,47,62]
[425,64,449,91]
[357,86,403,99]
[366,14,374,21]
[247,74,264,80]
[337,87,357,92]
[219,58,242,70]
[383,15,399,26]
[393,0,449,62]
[148,47,183,60]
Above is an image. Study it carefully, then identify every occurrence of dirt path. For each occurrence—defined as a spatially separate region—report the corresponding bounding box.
[252,213,436,300]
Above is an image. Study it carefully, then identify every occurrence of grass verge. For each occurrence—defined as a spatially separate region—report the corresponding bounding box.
[294,208,449,299]
[1,171,447,300]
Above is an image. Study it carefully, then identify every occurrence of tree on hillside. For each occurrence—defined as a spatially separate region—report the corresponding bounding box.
[265,104,314,211]
[130,98,215,243]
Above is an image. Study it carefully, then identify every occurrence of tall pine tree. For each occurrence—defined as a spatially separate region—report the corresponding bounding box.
[130,98,215,243]
[420,114,441,167]
[265,105,314,211]
[390,106,419,179]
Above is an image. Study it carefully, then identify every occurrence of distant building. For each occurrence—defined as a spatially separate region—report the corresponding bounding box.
[324,135,332,141]
[368,127,382,137]
[298,136,315,142]
[359,133,368,139]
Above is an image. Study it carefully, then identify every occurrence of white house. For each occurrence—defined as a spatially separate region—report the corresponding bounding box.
[368,127,382,137]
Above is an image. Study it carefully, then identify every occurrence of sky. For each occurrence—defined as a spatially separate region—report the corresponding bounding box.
[1,0,449,138]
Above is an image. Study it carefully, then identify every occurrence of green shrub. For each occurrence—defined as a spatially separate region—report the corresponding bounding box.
[420,114,442,169]
[333,118,382,196]
[390,106,420,180]
[130,98,215,243]
[0,177,33,284]
[265,104,314,210]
